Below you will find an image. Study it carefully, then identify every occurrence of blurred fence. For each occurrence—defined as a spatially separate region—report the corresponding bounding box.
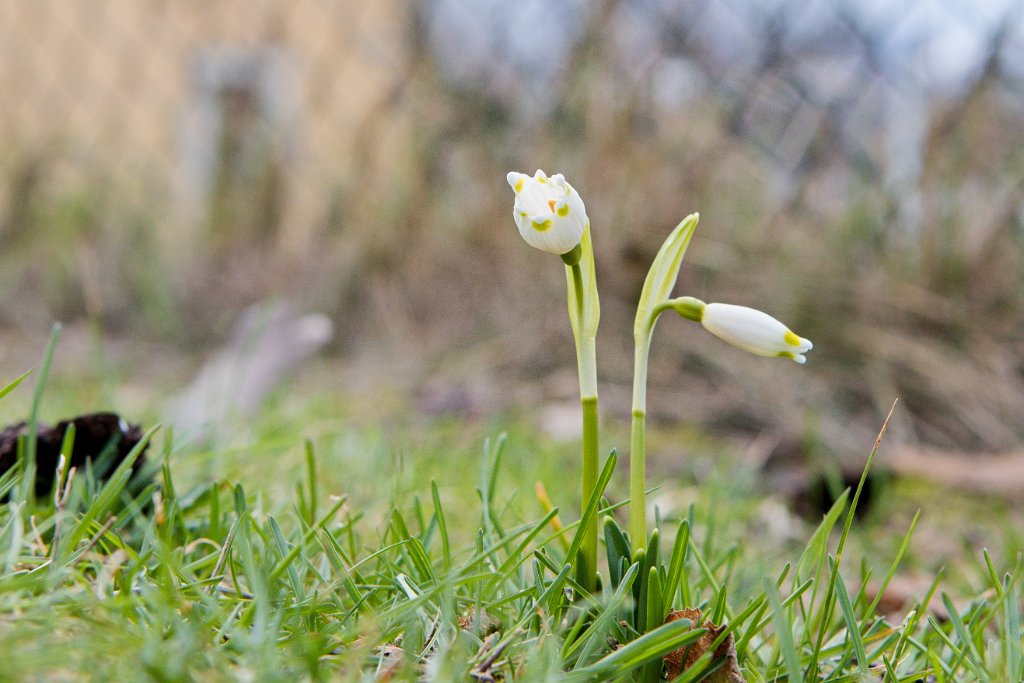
[0,0,409,253]
[2,0,1024,450]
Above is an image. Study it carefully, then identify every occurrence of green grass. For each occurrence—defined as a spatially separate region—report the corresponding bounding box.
[0,349,1022,682]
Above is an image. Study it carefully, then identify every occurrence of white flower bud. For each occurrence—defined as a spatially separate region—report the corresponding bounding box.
[700,303,813,364]
[507,169,588,255]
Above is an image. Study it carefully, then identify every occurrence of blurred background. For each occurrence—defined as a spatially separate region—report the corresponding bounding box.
[1,0,1024,483]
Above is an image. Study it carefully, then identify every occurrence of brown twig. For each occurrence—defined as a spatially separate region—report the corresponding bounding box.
[472,630,514,682]
[70,515,117,567]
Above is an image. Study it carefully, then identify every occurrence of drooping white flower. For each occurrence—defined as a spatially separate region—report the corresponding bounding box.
[700,303,813,364]
[506,169,588,255]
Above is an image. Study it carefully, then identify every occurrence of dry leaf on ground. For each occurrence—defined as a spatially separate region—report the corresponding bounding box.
[664,608,745,682]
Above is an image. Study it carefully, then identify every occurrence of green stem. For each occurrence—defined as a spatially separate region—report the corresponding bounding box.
[630,336,651,553]
[570,262,599,592]
[570,262,585,318]
[580,395,599,589]
[629,411,647,553]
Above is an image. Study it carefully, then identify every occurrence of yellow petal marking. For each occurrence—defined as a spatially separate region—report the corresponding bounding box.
[531,217,552,232]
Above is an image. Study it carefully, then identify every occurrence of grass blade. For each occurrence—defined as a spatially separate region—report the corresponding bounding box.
[569,617,703,681]
[19,323,61,504]
[767,579,802,682]
[664,518,689,611]
[1005,574,1021,682]
[0,369,32,402]
[430,480,451,570]
[567,562,641,665]
[564,450,617,570]
[831,557,868,678]
[809,400,896,678]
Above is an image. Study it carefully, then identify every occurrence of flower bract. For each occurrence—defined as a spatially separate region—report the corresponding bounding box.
[507,169,588,255]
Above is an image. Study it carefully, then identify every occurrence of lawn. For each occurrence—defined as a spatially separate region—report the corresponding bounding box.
[0,328,1020,682]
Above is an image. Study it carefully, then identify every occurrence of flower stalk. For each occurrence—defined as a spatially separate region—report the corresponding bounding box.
[629,214,812,551]
[508,170,600,592]
[629,213,699,552]
[564,231,601,592]
[629,370,648,552]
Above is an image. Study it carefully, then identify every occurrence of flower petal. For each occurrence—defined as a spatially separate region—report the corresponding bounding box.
[700,303,812,363]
